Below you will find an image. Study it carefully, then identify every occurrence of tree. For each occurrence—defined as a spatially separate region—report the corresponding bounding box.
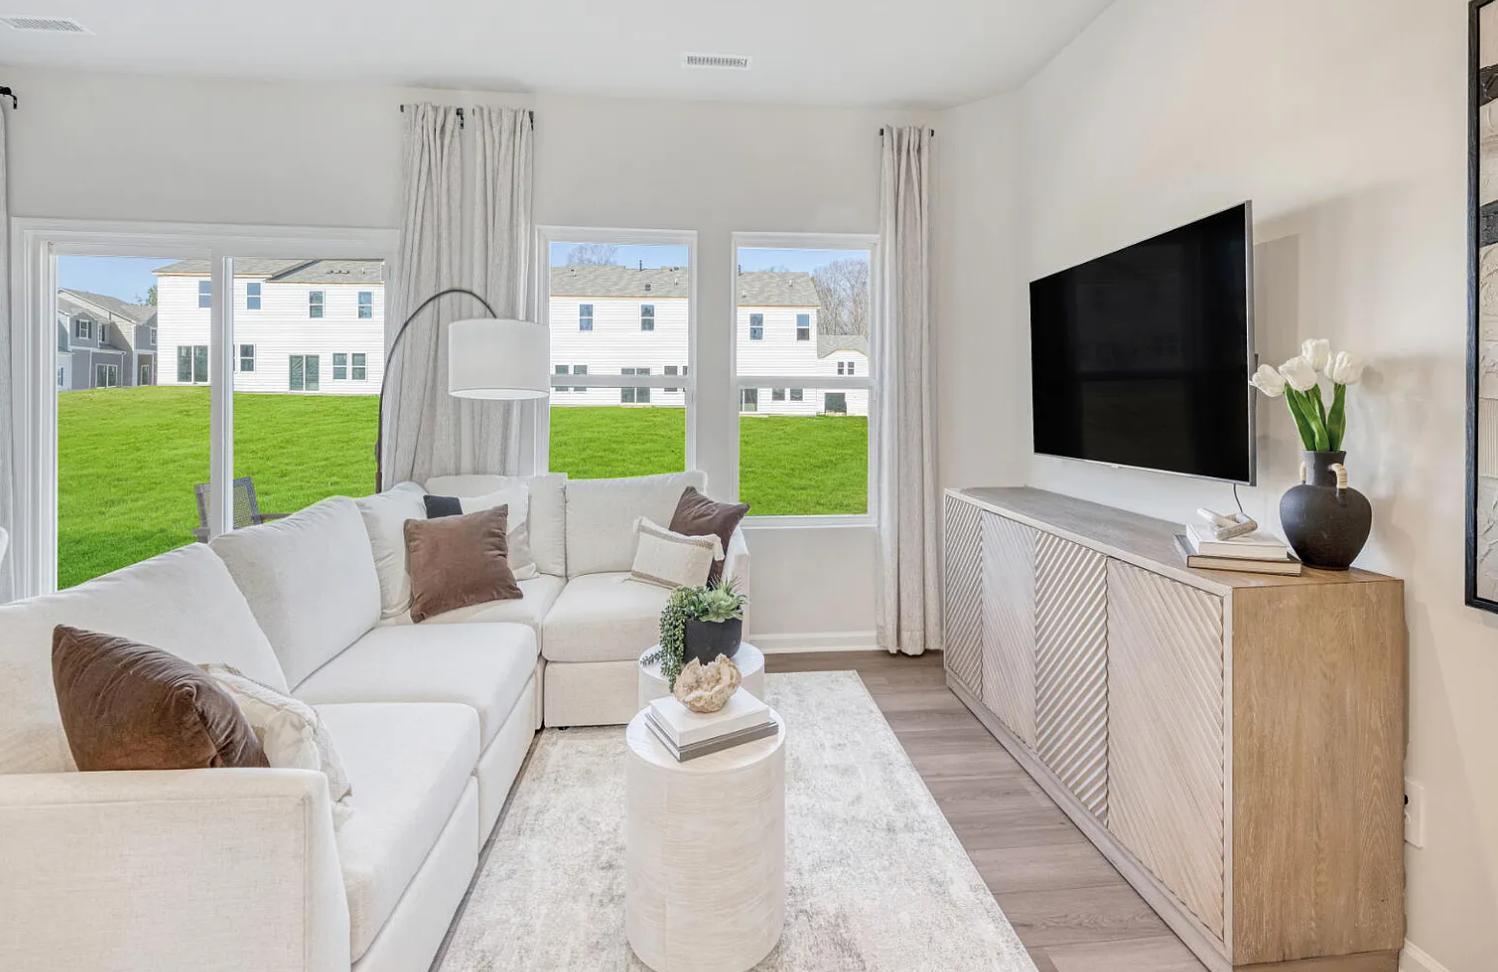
[565,243,623,266]
[811,258,870,336]
[142,284,158,306]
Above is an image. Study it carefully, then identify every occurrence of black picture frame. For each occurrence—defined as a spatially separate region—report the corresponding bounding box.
[1469,0,1498,611]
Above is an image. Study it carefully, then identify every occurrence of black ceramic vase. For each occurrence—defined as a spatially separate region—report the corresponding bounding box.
[682,618,742,665]
[1279,450,1372,570]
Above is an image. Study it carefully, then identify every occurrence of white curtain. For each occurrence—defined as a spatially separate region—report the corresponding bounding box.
[381,104,535,487]
[0,103,15,601]
[875,126,938,656]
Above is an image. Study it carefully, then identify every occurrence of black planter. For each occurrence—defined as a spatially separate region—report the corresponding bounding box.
[1279,450,1372,570]
[682,618,742,665]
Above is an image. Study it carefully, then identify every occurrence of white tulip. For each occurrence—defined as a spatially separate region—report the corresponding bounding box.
[1278,355,1320,393]
[1248,363,1286,398]
[1326,351,1366,385]
[1300,338,1331,372]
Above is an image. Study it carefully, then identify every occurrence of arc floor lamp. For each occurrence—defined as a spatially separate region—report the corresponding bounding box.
[374,288,550,492]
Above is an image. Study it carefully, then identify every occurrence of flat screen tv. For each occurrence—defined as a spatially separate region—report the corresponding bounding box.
[1029,202,1255,484]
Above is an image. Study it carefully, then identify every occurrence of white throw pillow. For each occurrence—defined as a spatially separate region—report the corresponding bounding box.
[202,664,354,828]
[459,484,538,580]
[355,482,427,620]
[629,517,723,590]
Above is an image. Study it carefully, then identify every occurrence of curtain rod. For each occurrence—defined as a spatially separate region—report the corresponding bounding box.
[879,127,935,137]
[0,86,16,110]
[397,106,535,130]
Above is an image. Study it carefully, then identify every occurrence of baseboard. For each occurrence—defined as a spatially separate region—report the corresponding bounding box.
[751,630,881,653]
[1399,942,1450,972]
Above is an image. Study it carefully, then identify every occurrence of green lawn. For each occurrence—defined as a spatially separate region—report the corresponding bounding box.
[57,390,867,588]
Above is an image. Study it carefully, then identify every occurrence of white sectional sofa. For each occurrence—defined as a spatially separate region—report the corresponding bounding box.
[0,471,747,972]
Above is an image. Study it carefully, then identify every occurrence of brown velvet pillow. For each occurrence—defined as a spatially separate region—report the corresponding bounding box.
[668,486,750,585]
[404,505,523,623]
[51,625,269,772]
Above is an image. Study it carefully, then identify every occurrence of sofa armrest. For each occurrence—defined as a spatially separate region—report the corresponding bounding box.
[0,768,349,972]
[722,526,750,631]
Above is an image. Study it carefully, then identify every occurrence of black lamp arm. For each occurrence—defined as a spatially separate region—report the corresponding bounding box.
[374,287,498,492]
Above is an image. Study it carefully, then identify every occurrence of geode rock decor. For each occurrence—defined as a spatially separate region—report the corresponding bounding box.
[672,654,742,713]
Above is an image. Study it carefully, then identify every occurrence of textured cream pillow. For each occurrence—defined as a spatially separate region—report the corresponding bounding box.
[201,664,354,827]
[629,517,723,589]
[460,484,537,580]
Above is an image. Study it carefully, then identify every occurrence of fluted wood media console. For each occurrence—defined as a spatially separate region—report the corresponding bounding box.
[942,487,1406,972]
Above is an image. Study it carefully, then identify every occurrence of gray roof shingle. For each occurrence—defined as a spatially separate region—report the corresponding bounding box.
[152,258,383,284]
[736,271,819,307]
[550,265,689,299]
[59,289,156,325]
[818,334,869,359]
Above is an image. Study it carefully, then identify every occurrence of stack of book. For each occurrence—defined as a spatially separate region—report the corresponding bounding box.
[1176,524,1303,576]
[645,690,779,762]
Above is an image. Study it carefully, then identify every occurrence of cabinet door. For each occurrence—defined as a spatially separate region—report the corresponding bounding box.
[980,513,1037,747]
[1106,560,1227,940]
[1035,532,1108,822]
[941,495,984,700]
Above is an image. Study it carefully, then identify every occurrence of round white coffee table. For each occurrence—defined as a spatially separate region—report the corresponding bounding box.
[637,642,765,711]
[624,708,785,972]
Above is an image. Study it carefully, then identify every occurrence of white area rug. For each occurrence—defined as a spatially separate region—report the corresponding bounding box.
[438,671,1036,971]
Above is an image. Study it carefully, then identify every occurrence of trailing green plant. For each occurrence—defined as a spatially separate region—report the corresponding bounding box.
[652,579,749,690]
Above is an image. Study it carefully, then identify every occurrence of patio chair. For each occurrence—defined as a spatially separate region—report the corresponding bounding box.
[193,477,289,542]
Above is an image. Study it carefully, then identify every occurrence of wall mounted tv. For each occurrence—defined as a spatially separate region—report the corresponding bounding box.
[1029,202,1255,484]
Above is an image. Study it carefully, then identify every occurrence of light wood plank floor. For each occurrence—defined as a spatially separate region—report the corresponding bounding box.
[766,651,1206,972]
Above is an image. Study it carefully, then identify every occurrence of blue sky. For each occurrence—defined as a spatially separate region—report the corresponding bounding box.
[58,256,175,303]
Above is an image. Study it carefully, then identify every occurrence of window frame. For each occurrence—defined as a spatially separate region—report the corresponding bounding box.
[332,351,348,380]
[730,231,880,528]
[308,290,325,319]
[796,312,811,341]
[351,352,367,381]
[535,225,698,476]
[357,290,373,319]
[198,279,212,309]
[245,280,262,310]
[9,217,397,596]
[578,303,594,331]
[640,303,655,331]
[239,343,255,372]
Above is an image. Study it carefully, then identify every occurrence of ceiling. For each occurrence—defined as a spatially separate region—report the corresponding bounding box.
[0,0,1114,108]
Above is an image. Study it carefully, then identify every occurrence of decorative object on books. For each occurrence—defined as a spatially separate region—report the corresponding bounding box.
[651,580,750,688]
[639,642,765,711]
[671,654,742,713]
[1249,338,1372,569]
[1194,508,1257,541]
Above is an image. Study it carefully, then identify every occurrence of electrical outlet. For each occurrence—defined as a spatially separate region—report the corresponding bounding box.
[1404,779,1425,848]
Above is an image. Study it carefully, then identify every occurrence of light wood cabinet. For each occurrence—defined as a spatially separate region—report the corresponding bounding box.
[940,487,1406,972]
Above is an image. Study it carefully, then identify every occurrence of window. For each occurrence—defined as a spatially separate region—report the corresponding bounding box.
[74,318,93,341]
[246,281,261,310]
[544,229,693,480]
[621,367,652,404]
[308,291,325,319]
[57,367,65,388]
[358,291,373,319]
[177,344,209,383]
[333,352,348,380]
[289,354,320,391]
[352,353,367,381]
[239,344,256,372]
[150,326,157,344]
[734,237,875,517]
[94,363,119,388]
[194,345,208,383]
[198,280,212,308]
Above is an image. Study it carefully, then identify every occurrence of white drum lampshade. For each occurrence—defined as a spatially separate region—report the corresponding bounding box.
[447,318,551,400]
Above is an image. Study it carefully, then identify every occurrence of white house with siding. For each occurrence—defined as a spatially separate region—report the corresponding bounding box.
[56,290,157,391]
[549,265,868,416]
[153,259,384,395]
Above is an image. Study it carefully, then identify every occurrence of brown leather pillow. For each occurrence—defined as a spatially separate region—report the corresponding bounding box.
[668,486,750,584]
[51,625,269,772]
[404,505,523,623]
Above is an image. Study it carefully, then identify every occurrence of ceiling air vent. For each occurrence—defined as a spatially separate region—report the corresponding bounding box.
[683,53,751,71]
[1,15,89,32]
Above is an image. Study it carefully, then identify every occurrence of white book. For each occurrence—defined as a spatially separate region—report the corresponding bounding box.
[1185,523,1289,560]
[647,690,771,747]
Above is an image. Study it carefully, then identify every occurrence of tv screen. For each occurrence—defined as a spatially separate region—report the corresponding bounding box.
[1029,203,1254,484]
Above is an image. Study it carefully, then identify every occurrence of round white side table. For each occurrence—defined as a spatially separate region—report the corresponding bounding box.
[638,642,765,711]
[624,709,785,972]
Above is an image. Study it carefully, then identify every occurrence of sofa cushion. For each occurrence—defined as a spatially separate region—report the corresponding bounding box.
[316,702,478,961]
[425,473,566,577]
[211,497,382,689]
[564,471,707,578]
[355,482,427,621]
[401,573,564,632]
[0,544,286,775]
[542,572,671,663]
[669,486,750,585]
[404,507,523,623]
[295,622,537,748]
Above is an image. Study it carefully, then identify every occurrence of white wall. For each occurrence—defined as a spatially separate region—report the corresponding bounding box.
[2,65,928,645]
[936,2,1488,967]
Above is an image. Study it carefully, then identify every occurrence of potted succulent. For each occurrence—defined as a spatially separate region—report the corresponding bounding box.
[653,580,748,689]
